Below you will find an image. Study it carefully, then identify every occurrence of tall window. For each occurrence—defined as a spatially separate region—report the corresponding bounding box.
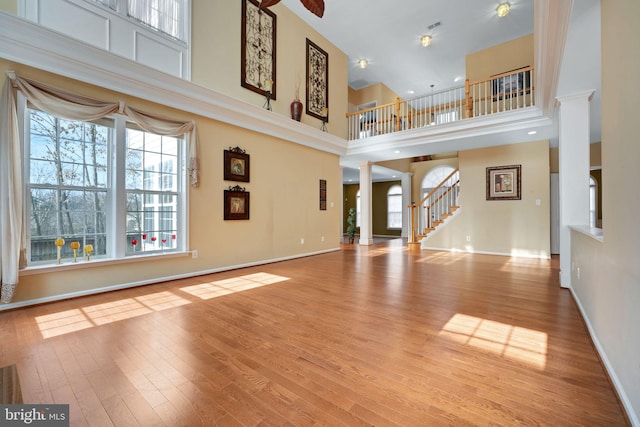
[126,127,180,253]
[26,108,185,264]
[128,0,188,41]
[387,185,403,229]
[27,110,111,261]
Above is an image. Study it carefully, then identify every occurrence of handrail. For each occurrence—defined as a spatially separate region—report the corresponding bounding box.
[419,168,460,206]
[346,67,535,140]
[410,168,460,238]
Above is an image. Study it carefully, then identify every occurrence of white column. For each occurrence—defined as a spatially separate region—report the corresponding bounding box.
[359,161,373,245]
[339,166,344,240]
[401,172,413,239]
[557,90,594,288]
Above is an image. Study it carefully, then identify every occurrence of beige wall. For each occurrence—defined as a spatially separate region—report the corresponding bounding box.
[423,140,550,258]
[571,0,640,420]
[0,0,16,14]
[1,61,342,303]
[348,82,400,110]
[191,0,348,138]
[466,34,534,82]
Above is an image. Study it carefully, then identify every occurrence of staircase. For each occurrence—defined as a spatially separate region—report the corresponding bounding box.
[409,168,460,245]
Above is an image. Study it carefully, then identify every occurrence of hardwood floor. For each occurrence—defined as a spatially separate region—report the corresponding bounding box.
[0,240,629,426]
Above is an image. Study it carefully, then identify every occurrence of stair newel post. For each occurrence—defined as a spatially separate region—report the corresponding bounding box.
[426,205,431,229]
[409,202,417,243]
[465,79,472,119]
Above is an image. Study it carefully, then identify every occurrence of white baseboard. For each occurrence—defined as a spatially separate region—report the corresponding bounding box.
[570,288,639,426]
[0,247,340,312]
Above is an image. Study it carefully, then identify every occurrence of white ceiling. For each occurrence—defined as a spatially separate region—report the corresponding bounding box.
[281,0,535,97]
[280,0,601,184]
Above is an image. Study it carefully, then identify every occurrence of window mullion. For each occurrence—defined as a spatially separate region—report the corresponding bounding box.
[112,115,127,257]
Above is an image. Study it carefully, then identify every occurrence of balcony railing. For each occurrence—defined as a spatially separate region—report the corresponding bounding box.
[347,66,535,141]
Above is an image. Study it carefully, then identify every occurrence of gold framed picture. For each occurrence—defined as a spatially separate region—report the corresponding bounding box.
[486,165,521,200]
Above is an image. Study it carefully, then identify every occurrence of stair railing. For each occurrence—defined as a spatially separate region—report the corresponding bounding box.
[413,168,460,239]
[345,67,535,141]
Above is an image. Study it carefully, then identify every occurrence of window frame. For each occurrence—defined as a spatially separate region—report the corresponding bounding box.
[387,184,403,230]
[22,97,188,268]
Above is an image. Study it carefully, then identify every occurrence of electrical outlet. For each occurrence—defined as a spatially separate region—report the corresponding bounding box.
[466,235,471,242]
[192,250,198,259]
[321,235,325,242]
[300,238,304,245]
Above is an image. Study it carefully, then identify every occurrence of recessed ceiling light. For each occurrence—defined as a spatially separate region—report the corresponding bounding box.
[528,130,537,135]
[358,59,368,69]
[454,76,464,83]
[420,35,432,47]
[394,150,401,154]
[496,2,510,18]
[408,90,415,94]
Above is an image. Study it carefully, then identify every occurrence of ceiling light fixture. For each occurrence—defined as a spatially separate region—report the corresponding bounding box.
[496,2,510,18]
[421,35,432,47]
[358,59,368,69]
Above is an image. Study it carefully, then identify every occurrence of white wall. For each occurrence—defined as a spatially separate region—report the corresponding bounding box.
[20,0,189,78]
[569,0,640,424]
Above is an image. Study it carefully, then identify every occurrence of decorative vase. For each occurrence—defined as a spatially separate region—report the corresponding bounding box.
[290,99,303,121]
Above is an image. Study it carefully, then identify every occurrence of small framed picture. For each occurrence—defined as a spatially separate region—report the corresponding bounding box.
[224,186,250,220]
[486,165,521,200]
[319,179,327,210]
[224,147,250,182]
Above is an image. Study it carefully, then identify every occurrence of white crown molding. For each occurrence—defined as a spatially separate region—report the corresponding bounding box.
[535,0,573,116]
[0,11,347,156]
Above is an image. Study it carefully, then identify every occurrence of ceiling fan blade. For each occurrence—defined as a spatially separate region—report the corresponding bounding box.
[300,0,324,17]
[260,0,281,9]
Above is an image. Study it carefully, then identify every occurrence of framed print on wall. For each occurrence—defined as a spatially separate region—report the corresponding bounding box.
[486,165,521,200]
[319,179,327,210]
[241,0,277,99]
[306,38,329,121]
[224,185,250,220]
[224,147,250,182]
[491,67,531,100]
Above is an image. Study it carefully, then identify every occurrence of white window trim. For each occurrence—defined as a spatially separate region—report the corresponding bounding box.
[21,98,188,268]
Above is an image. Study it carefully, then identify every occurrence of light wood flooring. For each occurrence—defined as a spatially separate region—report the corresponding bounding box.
[0,239,630,426]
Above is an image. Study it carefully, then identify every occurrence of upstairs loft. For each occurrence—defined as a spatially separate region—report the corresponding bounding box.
[0,1,568,163]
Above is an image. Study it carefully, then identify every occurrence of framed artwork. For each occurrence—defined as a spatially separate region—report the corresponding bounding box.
[492,67,531,100]
[224,185,250,220]
[241,0,277,99]
[319,179,327,210]
[306,38,329,121]
[486,165,521,200]
[224,147,250,182]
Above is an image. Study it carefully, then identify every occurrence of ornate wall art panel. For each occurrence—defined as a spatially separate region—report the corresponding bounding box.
[241,0,277,99]
[306,38,328,121]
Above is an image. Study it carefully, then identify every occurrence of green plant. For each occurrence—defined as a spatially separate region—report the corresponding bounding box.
[346,207,356,243]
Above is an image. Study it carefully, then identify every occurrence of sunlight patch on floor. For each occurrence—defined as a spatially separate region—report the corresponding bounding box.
[439,313,548,369]
[180,272,290,300]
[416,251,470,265]
[35,292,191,338]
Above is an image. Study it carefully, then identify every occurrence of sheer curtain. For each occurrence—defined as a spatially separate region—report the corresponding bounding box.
[0,73,199,303]
[128,0,186,41]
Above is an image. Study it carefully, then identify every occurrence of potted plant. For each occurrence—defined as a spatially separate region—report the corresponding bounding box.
[346,207,356,244]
